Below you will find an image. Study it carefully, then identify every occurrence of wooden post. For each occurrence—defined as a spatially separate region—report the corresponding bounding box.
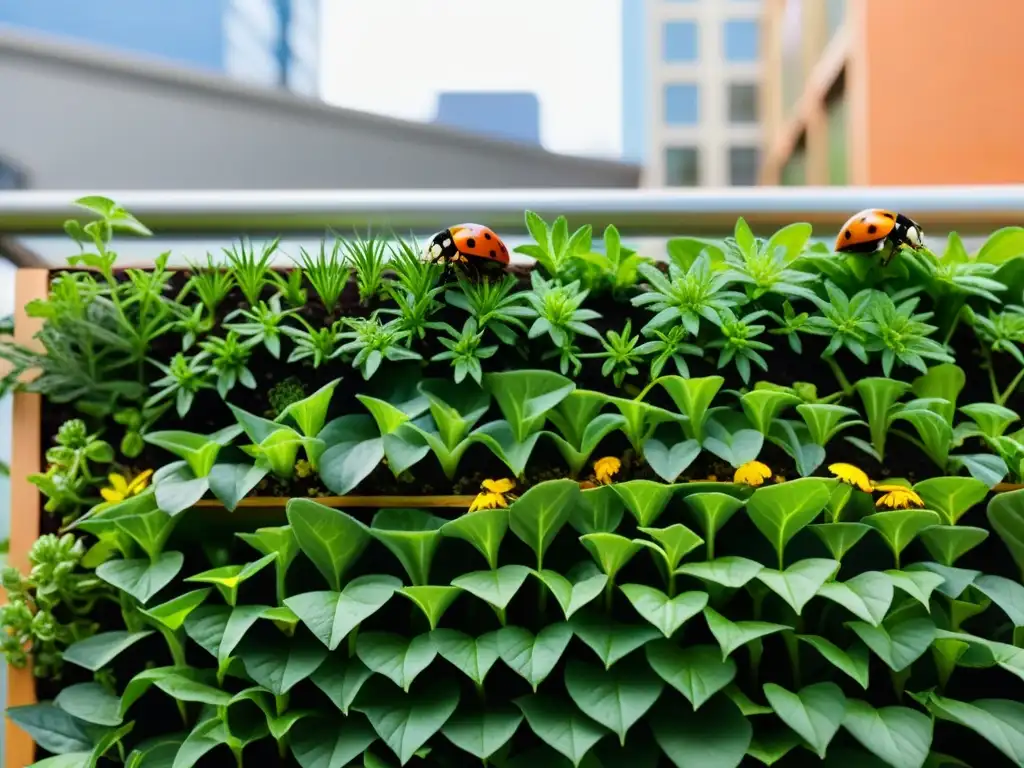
[5,269,49,768]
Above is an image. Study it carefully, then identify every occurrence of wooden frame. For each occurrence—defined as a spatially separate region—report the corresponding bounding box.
[5,269,48,768]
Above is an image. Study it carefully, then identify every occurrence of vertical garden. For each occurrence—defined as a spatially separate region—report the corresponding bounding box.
[2,196,1024,767]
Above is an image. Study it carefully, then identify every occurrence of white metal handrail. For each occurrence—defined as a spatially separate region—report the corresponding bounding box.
[0,186,1022,238]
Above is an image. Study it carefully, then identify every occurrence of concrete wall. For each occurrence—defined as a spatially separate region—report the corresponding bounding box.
[0,29,640,191]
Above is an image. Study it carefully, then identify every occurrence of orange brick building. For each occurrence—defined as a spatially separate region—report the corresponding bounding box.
[760,0,1024,185]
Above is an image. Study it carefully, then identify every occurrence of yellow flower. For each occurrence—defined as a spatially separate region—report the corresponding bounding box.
[295,459,313,479]
[829,462,873,493]
[594,456,622,485]
[468,491,508,513]
[100,469,153,503]
[469,478,517,513]
[874,485,925,510]
[482,478,516,494]
[734,461,772,487]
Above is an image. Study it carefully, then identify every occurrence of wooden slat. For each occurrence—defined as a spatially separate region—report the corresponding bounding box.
[6,269,49,768]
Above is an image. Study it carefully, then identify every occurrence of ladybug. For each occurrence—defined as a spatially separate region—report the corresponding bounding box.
[834,209,924,266]
[424,223,509,279]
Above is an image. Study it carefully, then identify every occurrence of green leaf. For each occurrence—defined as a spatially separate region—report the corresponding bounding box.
[441,705,522,761]
[676,556,763,588]
[973,574,1024,627]
[579,533,643,581]
[863,510,942,566]
[514,694,608,767]
[657,374,724,442]
[643,436,701,483]
[184,552,276,606]
[64,630,154,672]
[290,714,376,768]
[763,682,846,759]
[919,525,989,566]
[207,463,267,512]
[497,623,573,691]
[309,656,373,715]
[927,694,1024,765]
[398,586,462,630]
[740,390,802,435]
[370,509,447,587]
[153,465,209,516]
[796,635,869,688]
[886,569,946,608]
[509,479,580,568]
[704,607,789,659]
[356,632,437,692]
[570,613,660,668]
[848,618,937,672]
[570,485,625,535]
[532,562,607,620]
[287,498,370,591]
[644,642,737,709]
[912,477,988,525]
[483,370,575,442]
[976,226,1024,264]
[7,703,93,755]
[746,478,832,567]
[276,378,341,437]
[755,558,839,615]
[987,488,1024,577]
[842,700,933,768]
[651,695,752,768]
[636,524,704,570]
[451,564,532,613]
[317,415,384,495]
[355,678,460,765]
[154,673,231,706]
[440,506,508,570]
[563,657,663,747]
[810,522,873,561]
[97,551,184,605]
[431,629,500,685]
[907,562,979,599]
[817,571,894,627]
[746,730,802,766]
[54,682,122,727]
[114,509,177,561]
[238,632,328,695]
[612,480,676,527]
[285,575,402,650]
[139,589,211,632]
[620,584,707,637]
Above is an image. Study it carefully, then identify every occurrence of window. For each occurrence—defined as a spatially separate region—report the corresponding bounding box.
[727,83,758,123]
[664,84,700,125]
[724,19,759,62]
[663,21,699,62]
[729,147,760,186]
[665,147,700,186]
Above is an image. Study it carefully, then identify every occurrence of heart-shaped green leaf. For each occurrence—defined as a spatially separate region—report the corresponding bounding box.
[612,480,677,527]
[810,522,873,561]
[682,492,745,560]
[745,478,832,568]
[841,700,933,768]
[286,499,370,591]
[580,533,643,582]
[570,613,660,668]
[796,635,869,688]
[919,525,989,566]
[356,678,461,765]
[563,657,664,746]
[451,565,531,613]
[398,586,463,630]
[370,509,447,587]
[440,507,509,570]
[441,705,523,761]
[755,558,839,615]
[636,524,704,571]
[817,571,894,627]
[514,693,608,767]
[863,510,942,568]
[677,556,763,588]
[763,682,846,758]
[356,632,437,692]
[285,575,402,650]
[704,607,789,659]
[509,479,581,568]
[620,584,708,637]
[497,623,573,691]
[431,629,501,686]
[532,562,607,620]
[644,641,737,709]
[847,618,937,672]
[651,695,752,768]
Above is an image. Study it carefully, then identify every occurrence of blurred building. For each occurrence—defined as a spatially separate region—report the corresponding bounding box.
[622,0,762,187]
[760,0,1024,185]
[0,27,639,191]
[0,0,320,96]
[434,92,541,146]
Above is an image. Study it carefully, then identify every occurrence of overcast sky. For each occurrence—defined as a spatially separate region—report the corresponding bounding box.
[319,0,622,158]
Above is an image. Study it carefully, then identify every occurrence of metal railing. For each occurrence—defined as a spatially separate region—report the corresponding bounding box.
[1,186,1022,265]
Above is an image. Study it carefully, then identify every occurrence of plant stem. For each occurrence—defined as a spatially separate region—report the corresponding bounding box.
[604,578,615,614]
[824,355,854,396]
[998,367,1024,406]
[706,533,715,561]
[984,347,1001,402]
[667,570,676,599]
[347,626,359,658]
[784,632,802,690]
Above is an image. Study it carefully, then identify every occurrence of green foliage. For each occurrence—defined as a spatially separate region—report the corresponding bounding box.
[13,198,1024,767]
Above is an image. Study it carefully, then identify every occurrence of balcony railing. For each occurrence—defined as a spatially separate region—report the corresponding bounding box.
[1,186,1023,266]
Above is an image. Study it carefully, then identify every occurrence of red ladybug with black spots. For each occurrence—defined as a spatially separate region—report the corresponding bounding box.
[424,223,509,279]
[834,208,924,266]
